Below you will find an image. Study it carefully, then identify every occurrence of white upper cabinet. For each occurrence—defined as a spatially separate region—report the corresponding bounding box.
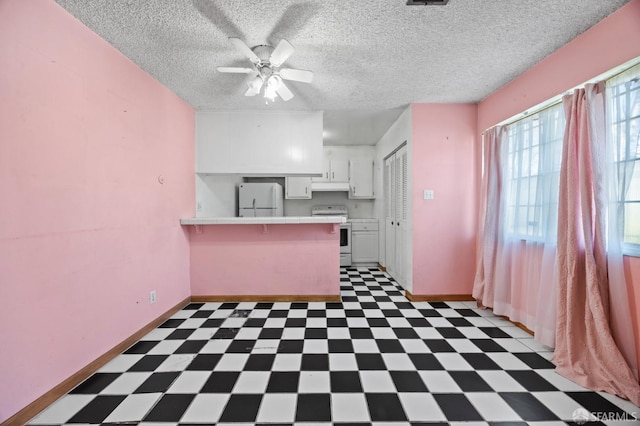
[312,159,349,182]
[196,111,323,176]
[349,160,375,199]
[285,177,312,199]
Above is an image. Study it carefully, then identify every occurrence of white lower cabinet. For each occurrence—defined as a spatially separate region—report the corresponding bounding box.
[351,221,379,263]
[285,177,312,199]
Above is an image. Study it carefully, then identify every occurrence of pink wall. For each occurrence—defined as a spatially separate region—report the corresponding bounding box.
[411,104,478,296]
[0,0,194,422]
[477,0,640,371]
[189,224,340,296]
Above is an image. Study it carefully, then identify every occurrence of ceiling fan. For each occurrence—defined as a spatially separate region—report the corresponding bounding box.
[217,37,313,103]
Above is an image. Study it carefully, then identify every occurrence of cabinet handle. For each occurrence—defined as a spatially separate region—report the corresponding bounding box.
[397,222,400,226]
[353,186,356,194]
[326,172,329,179]
[305,187,308,194]
[332,171,335,179]
[391,221,394,225]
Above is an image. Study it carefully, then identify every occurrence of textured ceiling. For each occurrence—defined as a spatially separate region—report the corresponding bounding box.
[54,0,631,145]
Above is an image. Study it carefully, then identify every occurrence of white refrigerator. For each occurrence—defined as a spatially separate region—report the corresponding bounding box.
[238,183,284,217]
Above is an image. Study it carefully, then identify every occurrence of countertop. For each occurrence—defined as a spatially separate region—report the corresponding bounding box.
[181,216,346,225]
[347,218,378,223]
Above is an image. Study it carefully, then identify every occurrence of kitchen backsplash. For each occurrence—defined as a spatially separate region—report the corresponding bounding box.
[284,191,374,218]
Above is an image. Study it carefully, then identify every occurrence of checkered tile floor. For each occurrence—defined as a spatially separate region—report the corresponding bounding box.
[28,267,638,425]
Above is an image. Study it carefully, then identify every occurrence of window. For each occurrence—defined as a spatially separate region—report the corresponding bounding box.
[503,104,565,240]
[607,64,640,255]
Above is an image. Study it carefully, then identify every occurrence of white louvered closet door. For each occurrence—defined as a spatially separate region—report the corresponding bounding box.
[384,155,396,278]
[384,144,408,289]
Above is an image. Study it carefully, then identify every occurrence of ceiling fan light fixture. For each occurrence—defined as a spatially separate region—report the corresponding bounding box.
[264,75,282,102]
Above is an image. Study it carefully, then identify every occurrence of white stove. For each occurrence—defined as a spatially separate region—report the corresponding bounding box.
[311,205,351,267]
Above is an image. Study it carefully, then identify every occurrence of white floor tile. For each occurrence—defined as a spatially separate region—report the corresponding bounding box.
[458,327,492,339]
[329,353,359,371]
[234,328,261,340]
[427,317,455,327]
[353,339,380,353]
[494,338,534,352]
[231,371,270,393]
[465,317,496,327]
[399,339,429,353]
[200,339,231,353]
[28,395,94,424]
[298,371,331,393]
[281,328,305,339]
[371,327,397,339]
[535,370,590,391]
[347,317,370,328]
[500,326,535,338]
[177,318,207,329]
[327,328,351,339]
[360,371,395,392]
[272,353,302,371]
[179,394,228,423]
[434,353,474,370]
[418,371,463,393]
[476,370,526,392]
[101,372,153,394]
[331,393,370,422]
[306,317,327,327]
[251,339,279,353]
[437,308,462,317]
[486,316,516,327]
[166,371,210,393]
[467,392,522,421]
[303,339,328,353]
[140,328,173,341]
[147,340,183,355]
[155,354,196,372]
[262,318,286,328]
[103,393,161,423]
[381,353,415,370]
[414,327,444,339]
[221,317,247,328]
[486,352,531,370]
[186,328,215,340]
[214,353,249,370]
[447,339,483,353]
[257,394,297,423]
[533,391,587,421]
[98,354,144,372]
[518,337,554,352]
[399,393,447,421]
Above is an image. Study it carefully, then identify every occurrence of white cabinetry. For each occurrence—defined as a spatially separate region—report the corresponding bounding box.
[285,177,312,199]
[196,111,322,175]
[313,159,349,183]
[351,221,379,264]
[349,160,375,199]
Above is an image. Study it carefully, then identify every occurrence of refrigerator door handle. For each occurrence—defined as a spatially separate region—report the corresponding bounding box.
[253,198,256,217]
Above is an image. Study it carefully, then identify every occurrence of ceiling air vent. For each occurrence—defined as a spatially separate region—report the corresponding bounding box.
[406,0,449,5]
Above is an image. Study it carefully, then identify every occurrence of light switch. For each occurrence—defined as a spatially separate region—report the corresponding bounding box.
[424,189,434,200]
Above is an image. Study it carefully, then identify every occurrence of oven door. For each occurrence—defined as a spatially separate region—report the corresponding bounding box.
[340,222,351,254]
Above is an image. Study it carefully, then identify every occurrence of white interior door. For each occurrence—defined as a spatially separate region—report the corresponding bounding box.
[395,146,408,288]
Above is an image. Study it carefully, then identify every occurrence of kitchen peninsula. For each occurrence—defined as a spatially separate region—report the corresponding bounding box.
[180,216,345,302]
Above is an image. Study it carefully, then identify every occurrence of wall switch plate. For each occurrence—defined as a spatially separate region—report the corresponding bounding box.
[150,290,156,304]
[424,189,434,200]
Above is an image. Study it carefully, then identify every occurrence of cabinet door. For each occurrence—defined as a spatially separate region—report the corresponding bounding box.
[312,158,331,182]
[330,159,349,182]
[352,230,379,263]
[349,160,375,199]
[285,177,312,199]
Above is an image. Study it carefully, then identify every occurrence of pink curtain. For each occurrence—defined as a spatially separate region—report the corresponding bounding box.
[473,125,558,347]
[473,126,506,306]
[554,82,640,405]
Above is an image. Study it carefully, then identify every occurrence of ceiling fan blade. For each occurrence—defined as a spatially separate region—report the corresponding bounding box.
[280,68,313,83]
[270,39,295,67]
[229,37,260,64]
[217,67,254,74]
[276,81,294,101]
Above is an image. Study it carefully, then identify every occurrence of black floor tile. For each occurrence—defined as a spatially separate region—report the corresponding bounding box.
[244,354,275,371]
[295,393,331,421]
[349,328,374,339]
[158,318,185,328]
[365,393,408,421]
[472,338,508,352]
[301,354,329,370]
[258,328,284,339]
[500,392,560,421]
[127,355,168,372]
[356,353,387,370]
[134,371,180,393]
[390,371,428,392]
[436,327,465,339]
[219,394,262,422]
[187,354,222,370]
[514,352,556,369]
[461,353,503,370]
[330,371,363,392]
[328,339,354,353]
[305,328,328,339]
[175,340,207,353]
[200,371,239,393]
[123,340,158,354]
[67,395,126,423]
[449,371,493,392]
[507,370,558,391]
[266,371,299,393]
[69,373,119,394]
[567,391,631,416]
[409,353,445,370]
[226,339,255,353]
[278,340,304,353]
[376,339,405,353]
[424,339,456,353]
[167,329,195,339]
[480,327,512,338]
[433,394,483,421]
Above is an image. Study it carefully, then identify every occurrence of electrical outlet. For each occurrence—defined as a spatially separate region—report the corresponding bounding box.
[150,290,156,304]
[424,189,434,200]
